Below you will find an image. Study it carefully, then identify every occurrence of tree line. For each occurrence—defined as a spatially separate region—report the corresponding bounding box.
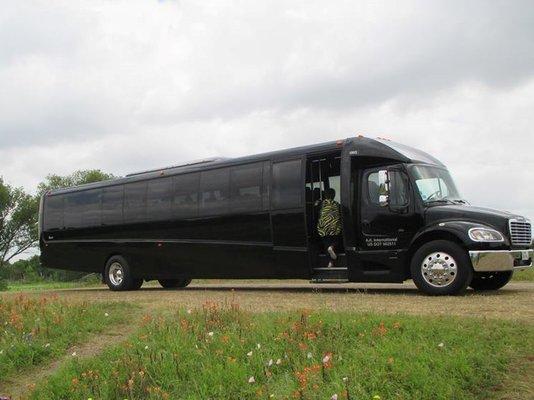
[0,170,114,289]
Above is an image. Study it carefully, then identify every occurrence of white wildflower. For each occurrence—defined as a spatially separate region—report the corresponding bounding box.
[247,351,253,357]
[248,376,255,384]
[44,343,50,348]
[187,309,192,314]
[257,343,261,349]
[276,358,282,365]
[342,377,348,383]
[104,313,109,317]
[267,359,273,366]
[322,354,331,364]
[207,331,214,337]
[307,352,312,359]
[144,345,149,350]
[71,352,77,357]
[438,343,445,348]
[331,394,338,400]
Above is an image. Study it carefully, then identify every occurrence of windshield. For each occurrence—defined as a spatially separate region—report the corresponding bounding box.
[410,165,462,203]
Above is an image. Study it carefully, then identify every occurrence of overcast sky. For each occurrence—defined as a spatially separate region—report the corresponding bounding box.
[1,0,533,220]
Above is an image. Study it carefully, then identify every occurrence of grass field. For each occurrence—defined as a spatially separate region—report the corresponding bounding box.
[2,282,533,399]
[27,303,534,400]
[513,267,534,281]
[0,294,129,385]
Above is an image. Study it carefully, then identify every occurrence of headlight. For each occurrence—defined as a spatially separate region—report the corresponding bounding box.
[468,227,505,242]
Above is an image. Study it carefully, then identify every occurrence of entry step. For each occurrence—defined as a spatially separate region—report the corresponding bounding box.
[312,267,348,283]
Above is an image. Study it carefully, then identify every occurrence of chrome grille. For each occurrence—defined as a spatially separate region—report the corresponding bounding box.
[509,219,532,246]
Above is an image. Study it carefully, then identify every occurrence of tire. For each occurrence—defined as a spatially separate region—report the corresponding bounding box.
[158,279,192,289]
[410,240,473,295]
[469,271,513,291]
[104,256,142,291]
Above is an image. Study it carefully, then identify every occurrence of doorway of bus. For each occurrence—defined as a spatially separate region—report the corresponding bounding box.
[305,154,346,278]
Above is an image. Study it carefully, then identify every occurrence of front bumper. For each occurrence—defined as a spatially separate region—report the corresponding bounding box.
[469,249,533,272]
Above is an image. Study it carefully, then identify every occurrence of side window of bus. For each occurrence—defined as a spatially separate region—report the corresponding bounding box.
[147,177,172,220]
[64,192,84,228]
[102,185,124,225]
[43,195,64,230]
[124,181,147,223]
[230,163,262,213]
[272,159,302,209]
[367,170,409,207]
[80,189,102,227]
[173,173,200,219]
[200,168,230,216]
[262,161,270,211]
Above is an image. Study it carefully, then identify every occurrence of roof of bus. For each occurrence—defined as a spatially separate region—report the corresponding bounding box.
[47,136,444,195]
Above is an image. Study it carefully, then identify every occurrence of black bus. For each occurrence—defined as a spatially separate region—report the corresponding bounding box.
[39,137,532,295]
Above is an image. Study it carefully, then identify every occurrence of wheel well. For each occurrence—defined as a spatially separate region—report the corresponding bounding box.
[405,231,466,275]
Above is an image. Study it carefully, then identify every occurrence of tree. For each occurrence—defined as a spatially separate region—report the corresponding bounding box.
[0,178,39,269]
[37,169,116,194]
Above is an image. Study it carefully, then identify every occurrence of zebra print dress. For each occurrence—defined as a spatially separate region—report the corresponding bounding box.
[317,199,342,237]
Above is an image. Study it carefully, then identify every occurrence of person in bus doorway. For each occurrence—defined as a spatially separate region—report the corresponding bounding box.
[317,188,342,268]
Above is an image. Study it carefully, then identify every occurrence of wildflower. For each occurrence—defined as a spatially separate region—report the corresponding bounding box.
[307,352,312,359]
[104,313,109,317]
[267,359,273,366]
[342,377,348,383]
[72,352,77,357]
[257,343,261,349]
[44,343,50,348]
[145,345,149,350]
[373,396,381,400]
[208,331,214,337]
[322,354,331,364]
[248,376,256,384]
[438,342,445,348]
[331,395,338,400]
[276,358,282,365]
[247,351,253,357]
[187,309,192,314]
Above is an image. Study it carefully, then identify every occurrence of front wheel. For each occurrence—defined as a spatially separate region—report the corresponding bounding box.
[158,279,192,289]
[470,271,513,291]
[411,240,473,295]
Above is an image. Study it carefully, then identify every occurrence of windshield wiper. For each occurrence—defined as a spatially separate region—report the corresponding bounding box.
[424,199,456,205]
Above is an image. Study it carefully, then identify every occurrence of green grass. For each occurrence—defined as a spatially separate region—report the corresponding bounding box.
[0,294,130,383]
[29,304,533,400]
[512,267,534,281]
[6,280,103,292]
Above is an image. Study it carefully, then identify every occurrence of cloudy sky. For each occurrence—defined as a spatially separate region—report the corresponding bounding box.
[1,0,533,220]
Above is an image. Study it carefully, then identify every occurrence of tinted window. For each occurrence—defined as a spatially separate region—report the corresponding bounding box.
[102,186,124,225]
[124,181,147,223]
[272,160,302,209]
[230,163,262,213]
[80,189,102,227]
[64,192,84,228]
[147,177,172,220]
[173,173,199,219]
[262,161,270,211]
[43,195,64,230]
[200,168,230,216]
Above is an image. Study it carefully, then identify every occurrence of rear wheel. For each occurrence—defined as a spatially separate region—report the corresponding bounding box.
[469,271,513,291]
[158,279,192,289]
[104,256,142,291]
[411,240,473,295]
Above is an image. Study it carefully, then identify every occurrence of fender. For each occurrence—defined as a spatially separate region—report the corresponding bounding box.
[409,220,512,251]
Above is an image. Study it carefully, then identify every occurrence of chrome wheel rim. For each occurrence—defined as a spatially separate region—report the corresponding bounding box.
[421,252,458,288]
[108,262,124,286]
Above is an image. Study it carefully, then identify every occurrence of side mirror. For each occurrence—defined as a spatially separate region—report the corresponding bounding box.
[377,170,390,207]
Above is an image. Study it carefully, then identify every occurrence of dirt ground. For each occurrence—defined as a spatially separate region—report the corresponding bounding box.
[7,280,534,322]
